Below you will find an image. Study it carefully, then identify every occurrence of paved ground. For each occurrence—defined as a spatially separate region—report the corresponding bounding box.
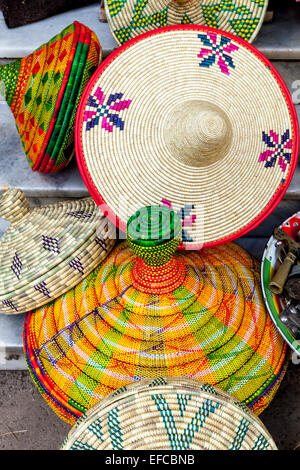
[0,365,300,450]
[0,371,69,450]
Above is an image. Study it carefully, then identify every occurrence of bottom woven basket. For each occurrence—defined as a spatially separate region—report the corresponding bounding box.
[62,377,277,451]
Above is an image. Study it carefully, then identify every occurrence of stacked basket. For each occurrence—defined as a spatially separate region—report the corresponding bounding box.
[0,0,298,451]
[24,206,287,428]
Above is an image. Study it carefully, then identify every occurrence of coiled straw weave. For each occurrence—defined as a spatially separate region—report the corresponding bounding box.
[105,0,269,45]
[0,188,116,314]
[24,206,287,425]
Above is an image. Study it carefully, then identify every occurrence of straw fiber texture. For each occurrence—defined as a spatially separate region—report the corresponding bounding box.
[62,377,277,450]
[105,0,268,45]
[262,211,300,355]
[24,209,287,425]
[0,0,97,28]
[0,188,116,315]
[0,22,100,173]
[76,26,298,249]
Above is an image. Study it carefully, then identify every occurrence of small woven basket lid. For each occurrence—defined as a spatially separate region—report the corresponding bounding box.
[0,21,100,174]
[105,0,269,45]
[262,211,300,354]
[24,206,287,425]
[0,188,116,314]
[76,25,298,249]
[62,377,277,450]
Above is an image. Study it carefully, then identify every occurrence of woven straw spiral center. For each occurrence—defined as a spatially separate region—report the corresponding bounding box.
[164,101,233,167]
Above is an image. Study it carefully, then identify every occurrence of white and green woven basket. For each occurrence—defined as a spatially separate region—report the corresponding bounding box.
[62,377,277,450]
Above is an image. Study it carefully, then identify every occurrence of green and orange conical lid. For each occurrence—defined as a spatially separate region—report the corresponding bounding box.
[0,21,100,173]
[24,206,287,425]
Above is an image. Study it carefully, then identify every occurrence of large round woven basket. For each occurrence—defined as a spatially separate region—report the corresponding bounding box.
[261,211,300,354]
[0,22,100,173]
[62,377,277,450]
[105,0,269,45]
[76,25,298,250]
[24,206,287,425]
[0,188,116,314]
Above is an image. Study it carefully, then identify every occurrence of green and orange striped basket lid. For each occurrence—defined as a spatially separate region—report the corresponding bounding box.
[261,211,300,354]
[0,21,100,173]
[105,0,269,45]
[62,377,277,450]
[24,206,287,425]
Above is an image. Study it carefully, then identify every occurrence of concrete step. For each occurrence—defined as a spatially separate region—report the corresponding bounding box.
[0,2,299,61]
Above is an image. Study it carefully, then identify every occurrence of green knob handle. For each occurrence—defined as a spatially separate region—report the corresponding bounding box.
[127,206,182,266]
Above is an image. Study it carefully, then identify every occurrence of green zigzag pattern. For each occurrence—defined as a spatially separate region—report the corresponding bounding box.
[201,1,259,33]
[88,418,104,442]
[151,394,219,450]
[149,377,168,387]
[107,0,127,17]
[252,434,271,450]
[201,5,221,28]
[230,417,250,450]
[71,440,98,450]
[177,394,192,417]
